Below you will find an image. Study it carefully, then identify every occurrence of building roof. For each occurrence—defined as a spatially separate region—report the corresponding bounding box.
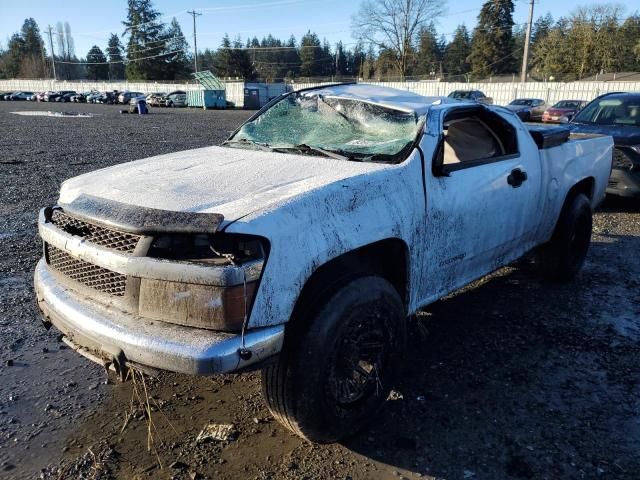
[580,72,640,82]
[298,83,453,115]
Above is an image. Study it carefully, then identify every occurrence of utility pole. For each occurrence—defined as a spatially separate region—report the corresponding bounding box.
[520,0,535,83]
[187,10,202,73]
[46,25,57,80]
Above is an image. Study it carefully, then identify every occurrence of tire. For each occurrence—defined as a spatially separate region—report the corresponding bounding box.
[534,192,592,281]
[262,276,405,443]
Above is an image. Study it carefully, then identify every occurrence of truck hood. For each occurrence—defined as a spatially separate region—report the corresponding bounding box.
[58,145,389,224]
[569,123,640,146]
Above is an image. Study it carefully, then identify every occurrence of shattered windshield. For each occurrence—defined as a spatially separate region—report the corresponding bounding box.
[226,93,422,163]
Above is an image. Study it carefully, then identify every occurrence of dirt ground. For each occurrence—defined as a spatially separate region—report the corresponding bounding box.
[0,101,639,480]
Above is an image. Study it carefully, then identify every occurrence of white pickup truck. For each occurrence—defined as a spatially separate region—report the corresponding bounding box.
[34,84,613,443]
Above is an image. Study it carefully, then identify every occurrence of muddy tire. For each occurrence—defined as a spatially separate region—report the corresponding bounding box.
[534,192,592,281]
[262,276,405,443]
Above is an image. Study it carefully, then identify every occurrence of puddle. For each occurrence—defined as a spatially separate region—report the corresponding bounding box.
[11,111,98,118]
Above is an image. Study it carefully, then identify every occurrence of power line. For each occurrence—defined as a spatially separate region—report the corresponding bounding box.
[54,48,188,65]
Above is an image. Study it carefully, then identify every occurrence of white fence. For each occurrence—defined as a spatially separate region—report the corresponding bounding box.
[292,80,640,106]
[2,78,640,108]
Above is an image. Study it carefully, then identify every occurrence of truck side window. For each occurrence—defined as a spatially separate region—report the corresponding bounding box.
[442,109,518,168]
[444,117,503,164]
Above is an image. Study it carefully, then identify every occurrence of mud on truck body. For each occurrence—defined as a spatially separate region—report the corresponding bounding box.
[35,84,613,443]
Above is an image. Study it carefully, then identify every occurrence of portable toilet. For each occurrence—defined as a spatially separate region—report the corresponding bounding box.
[244,86,261,109]
[243,83,289,109]
[187,71,226,109]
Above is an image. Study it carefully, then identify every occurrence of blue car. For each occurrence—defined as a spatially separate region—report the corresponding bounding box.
[570,92,640,198]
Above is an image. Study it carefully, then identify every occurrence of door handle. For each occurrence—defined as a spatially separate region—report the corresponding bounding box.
[507,168,528,188]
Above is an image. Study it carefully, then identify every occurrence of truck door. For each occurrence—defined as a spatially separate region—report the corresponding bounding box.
[417,105,542,302]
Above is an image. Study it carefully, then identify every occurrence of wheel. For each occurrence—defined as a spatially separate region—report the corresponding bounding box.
[534,193,592,281]
[262,276,405,443]
[168,101,174,108]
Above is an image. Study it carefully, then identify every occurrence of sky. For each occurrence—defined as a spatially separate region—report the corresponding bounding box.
[0,0,637,58]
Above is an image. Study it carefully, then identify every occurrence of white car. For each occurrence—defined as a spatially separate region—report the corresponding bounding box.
[34,84,613,443]
[117,91,145,104]
[162,90,187,107]
[8,91,34,101]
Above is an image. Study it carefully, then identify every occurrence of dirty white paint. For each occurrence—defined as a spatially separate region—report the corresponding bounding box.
[39,84,614,370]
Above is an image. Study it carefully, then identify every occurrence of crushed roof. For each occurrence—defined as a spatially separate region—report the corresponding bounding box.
[298,83,454,115]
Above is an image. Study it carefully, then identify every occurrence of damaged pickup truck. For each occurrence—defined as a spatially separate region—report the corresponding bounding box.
[34,84,613,443]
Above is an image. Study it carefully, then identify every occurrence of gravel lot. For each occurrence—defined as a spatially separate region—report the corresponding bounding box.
[0,101,639,480]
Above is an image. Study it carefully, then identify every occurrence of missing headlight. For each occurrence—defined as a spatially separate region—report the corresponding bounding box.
[148,233,267,265]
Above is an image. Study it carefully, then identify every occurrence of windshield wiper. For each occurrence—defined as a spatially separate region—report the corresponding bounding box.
[223,138,273,151]
[271,144,351,161]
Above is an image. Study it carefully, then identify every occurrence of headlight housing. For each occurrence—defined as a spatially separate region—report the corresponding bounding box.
[139,233,268,332]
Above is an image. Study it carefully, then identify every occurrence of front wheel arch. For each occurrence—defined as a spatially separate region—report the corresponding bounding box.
[285,238,409,338]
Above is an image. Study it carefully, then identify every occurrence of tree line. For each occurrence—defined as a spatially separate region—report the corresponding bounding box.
[1,0,639,83]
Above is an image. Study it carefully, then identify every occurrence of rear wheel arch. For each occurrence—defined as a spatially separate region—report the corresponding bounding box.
[565,177,595,205]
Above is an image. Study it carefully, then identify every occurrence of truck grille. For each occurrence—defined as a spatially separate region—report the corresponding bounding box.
[47,245,127,296]
[51,210,141,253]
[613,148,633,170]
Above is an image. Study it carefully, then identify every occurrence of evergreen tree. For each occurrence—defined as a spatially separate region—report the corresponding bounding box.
[531,19,570,80]
[1,34,26,78]
[86,45,109,80]
[107,33,125,80]
[299,31,322,77]
[163,17,191,79]
[468,0,516,79]
[123,0,166,80]
[284,35,301,78]
[0,18,47,78]
[444,25,471,80]
[214,34,253,79]
[531,13,554,45]
[619,15,640,71]
[415,23,440,77]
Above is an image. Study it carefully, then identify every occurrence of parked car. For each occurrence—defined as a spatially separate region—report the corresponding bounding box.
[504,98,548,121]
[44,91,75,102]
[570,92,640,197]
[98,91,118,104]
[71,91,94,103]
[57,91,78,103]
[0,92,16,100]
[162,90,187,107]
[36,91,52,102]
[85,91,103,103]
[7,91,34,101]
[146,92,166,107]
[118,91,145,104]
[27,92,42,101]
[542,100,587,123]
[447,89,493,104]
[34,84,613,444]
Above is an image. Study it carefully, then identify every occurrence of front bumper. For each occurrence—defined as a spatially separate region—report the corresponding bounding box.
[34,259,284,375]
[606,168,640,198]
